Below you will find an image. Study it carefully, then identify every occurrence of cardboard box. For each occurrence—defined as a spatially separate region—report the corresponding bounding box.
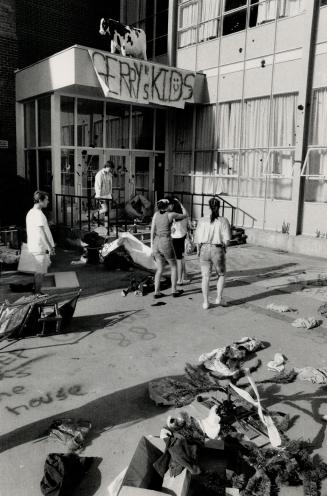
[107,436,191,496]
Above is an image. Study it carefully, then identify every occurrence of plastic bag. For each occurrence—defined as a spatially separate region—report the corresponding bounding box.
[17,243,44,273]
[184,235,195,255]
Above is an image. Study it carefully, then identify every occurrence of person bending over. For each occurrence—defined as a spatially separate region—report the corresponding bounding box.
[194,197,231,310]
[150,198,187,299]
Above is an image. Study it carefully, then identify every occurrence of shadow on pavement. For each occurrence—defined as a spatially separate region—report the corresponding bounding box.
[0,379,169,455]
[260,383,327,449]
[0,309,145,352]
[71,457,102,496]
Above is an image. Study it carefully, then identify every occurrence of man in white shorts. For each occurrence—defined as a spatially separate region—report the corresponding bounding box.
[26,190,55,293]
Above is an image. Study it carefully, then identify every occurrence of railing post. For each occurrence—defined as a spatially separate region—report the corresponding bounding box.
[70,196,73,228]
[55,194,59,225]
[87,195,91,232]
[107,199,110,236]
[79,197,82,231]
[115,201,119,239]
[63,196,67,226]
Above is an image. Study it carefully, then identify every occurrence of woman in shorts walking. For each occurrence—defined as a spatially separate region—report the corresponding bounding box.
[171,197,191,286]
[150,198,187,298]
[194,197,231,309]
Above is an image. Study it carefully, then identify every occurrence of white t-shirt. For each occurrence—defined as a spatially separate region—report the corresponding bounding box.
[26,207,54,254]
[171,206,189,239]
[94,169,113,199]
[194,216,231,246]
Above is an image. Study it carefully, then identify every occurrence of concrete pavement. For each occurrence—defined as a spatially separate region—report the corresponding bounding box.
[1,244,327,495]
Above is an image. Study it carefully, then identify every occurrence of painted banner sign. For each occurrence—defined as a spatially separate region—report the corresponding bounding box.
[89,49,196,108]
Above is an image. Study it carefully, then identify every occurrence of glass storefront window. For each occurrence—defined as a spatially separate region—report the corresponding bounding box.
[38,150,52,202]
[131,106,154,149]
[107,155,127,203]
[77,99,104,147]
[175,106,194,151]
[155,8,168,55]
[61,96,74,146]
[61,150,75,195]
[223,8,247,35]
[224,0,247,12]
[24,101,36,148]
[155,109,166,150]
[38,97,51,146]
[105,102,129,148]
[25,150,37,190]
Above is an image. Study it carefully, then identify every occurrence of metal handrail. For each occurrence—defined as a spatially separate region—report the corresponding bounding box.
[55,189,257,237]
[301,146,327,178]
[55,194,128,237]
[164,190,256,227]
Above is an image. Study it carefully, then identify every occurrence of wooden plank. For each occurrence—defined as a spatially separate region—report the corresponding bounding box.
[43,272,80,289]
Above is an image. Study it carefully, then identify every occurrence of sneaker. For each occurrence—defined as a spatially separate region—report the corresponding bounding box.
[215,298,228,307]
[154,292,166,299]
[172,290,184,298]
[202,302,209,310]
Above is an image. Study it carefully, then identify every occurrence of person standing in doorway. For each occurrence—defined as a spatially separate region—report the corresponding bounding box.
[94,161,115,217]
[171,197,191,286]
[26,190,55,294]
[194,197,231,310]
[150,198,187,299]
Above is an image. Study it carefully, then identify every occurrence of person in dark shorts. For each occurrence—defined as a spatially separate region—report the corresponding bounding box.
[150,198,187,298]
[171,198,191,285]
[194,197,231,310]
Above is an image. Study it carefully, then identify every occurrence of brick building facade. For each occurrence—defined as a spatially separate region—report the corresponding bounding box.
[0,0,118,223]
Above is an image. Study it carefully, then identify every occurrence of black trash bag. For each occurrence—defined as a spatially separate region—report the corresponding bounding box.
[40,453,94,496]
[85,247,100,265]
[103,246,134,271]
[83,231,103,248]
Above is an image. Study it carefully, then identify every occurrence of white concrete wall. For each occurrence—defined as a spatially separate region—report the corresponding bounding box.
[302,202,327,237]
[175,7,327,243]
[16,48,76,101]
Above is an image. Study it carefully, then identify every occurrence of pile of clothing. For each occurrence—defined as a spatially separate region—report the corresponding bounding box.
[40,418,94,496]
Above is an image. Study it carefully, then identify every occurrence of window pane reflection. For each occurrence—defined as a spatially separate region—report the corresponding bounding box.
[61,97,74,146]
[77,99,104,147]
[38,97,51,146]
[24,101,36,148]
[25,150,37,190]
[131,106,154,149]
[106,102,129,148]
[61,150,75,195]
[155,109,166,150]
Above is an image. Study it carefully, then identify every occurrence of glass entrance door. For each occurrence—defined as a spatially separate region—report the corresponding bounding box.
[77,149,101,198]
[106,154,128,205]
[132,153,155,201]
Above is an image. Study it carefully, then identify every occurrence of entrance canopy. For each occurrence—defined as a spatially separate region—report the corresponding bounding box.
[16,45,206,108]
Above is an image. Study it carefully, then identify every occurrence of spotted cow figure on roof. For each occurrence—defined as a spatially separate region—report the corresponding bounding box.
[99,18,147,60]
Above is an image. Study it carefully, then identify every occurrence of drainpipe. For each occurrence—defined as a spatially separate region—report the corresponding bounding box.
[290,0,320,236]
[168,0,178,67]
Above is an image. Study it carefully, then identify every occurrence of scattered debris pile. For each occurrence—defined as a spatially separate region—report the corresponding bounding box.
[146,337,327,495]
[41,418,94,496]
